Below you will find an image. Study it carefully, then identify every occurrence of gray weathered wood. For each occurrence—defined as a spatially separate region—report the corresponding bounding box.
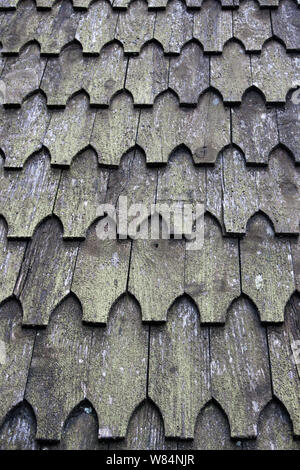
[251,40,296,103]
[126,42,169,105]
[87,43,128,107]
[291,236,300,291]
[137,91,180,164]
[35,0,79,55]
[0,218,25,305]
[169,42,209,106]
[14,218,78,327]
[240,214,295,323]
[211,40,252,103]
[111,401,177,450]
[232,90,279,164]
[156,149,205,206]
[272,0,300,51]
[58,403,108,450]
[233,0,271,52]
[128,219,185,322]
[179,402,238,450]
[54,149,109,239]
[105,148,157,236]
[0,402,38,450]
[0,44,46,106]
[75,0,118,54]
[154,0,193,54]
[277,91,300,163]
[205,157,224,230]
[0,150,60,238]
[222,146,259,234]
[44,93,95,167]
[185,213,240,323]
[91,92,140,167]
[244,401,300,450]
[183,91,231,163]
[0,93,50,169]
[25,295,92,442]
[87,295,148,439]
[137,91,230,164]
[0,0,40,54]
[211,296,272,438]
[267,293,300,438]
[0,300,35,428]
[148,296,210,438]
[41,44,91,107]
[193,0,233,53]
[72,225,131,324]
[256,148,300,234]
[36,0,56,8]
[115,0,155,54]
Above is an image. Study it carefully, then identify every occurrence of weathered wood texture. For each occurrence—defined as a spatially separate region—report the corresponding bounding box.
[128,219,185,322]
[154,0,193,54]
[115,0,155,54]
[256,148,300,234]
[25,295,92,441]
[193,0,233,53]
[240,214,295,323]
[41,44,90,107]
[222,147,259,234]
[137,91,230,164]
[185,214,240,324]
[271,0,300,51]
[244,401,300,450]
[56,403,108,450]
[211,296,272,438]
[179,403,238,450]
[148,296,210,438]
[231,90,279,165]
[0,44,46,106]
[126,43,169,106]
[277,91,300,163]
[0,219,25,304]
[211,41,252,103]
[44,93,95,167]
[86,295,148,439]
[233,0,271,51]
[0,94,49,169]
[0,300,35,427]
[169,42,209,106]
[87,43,128,107]
[75,0,117,54]
[54,150,109,238]
[112,401,177,450]
[72,225,131,324]
[251,40,296,103]
[0,402,38,450]
[35,0,79,55]
[14,218,78,326]
[267,293,300,437]
[0,151,60,238]
[91,92,140,167]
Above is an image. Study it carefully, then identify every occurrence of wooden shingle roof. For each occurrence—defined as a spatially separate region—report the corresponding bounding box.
[0,0,299,450]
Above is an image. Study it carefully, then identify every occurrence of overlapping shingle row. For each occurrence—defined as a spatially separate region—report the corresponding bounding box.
[0,0,299,55]
[1,40,299,107]
[0,292,299,448]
